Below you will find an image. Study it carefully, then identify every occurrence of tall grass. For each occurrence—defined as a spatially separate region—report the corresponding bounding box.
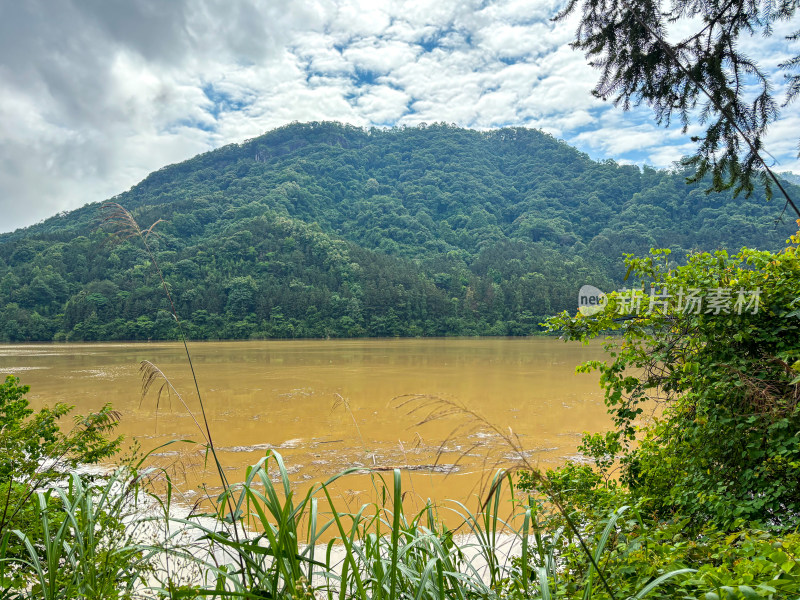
[151,450,530,598]
[139,449,694,600]
[0,448,694,599]
[0,463,160,599]
[102,202,248,574]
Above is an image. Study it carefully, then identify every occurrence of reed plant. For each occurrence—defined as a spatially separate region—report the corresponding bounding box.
[0,459,161,599]
[139,449,695,599]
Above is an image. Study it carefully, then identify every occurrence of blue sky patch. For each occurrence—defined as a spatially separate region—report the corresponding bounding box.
[202,84,253,119]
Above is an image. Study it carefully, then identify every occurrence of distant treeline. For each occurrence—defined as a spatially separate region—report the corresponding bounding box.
[0,121,796,341]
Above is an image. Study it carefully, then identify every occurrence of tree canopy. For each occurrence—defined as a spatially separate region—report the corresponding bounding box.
[0,122,796,341]
[547,223,800,528]
[558,0,800,214]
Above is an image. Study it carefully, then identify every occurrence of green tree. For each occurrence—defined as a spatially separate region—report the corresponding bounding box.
[0,375,123,581]
[547,223,800,529]
[558,0,800,215]
[2,122,797,341]
[0,375,121,497]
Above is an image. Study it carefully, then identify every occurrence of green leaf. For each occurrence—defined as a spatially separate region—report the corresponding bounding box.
[737,585,759,599]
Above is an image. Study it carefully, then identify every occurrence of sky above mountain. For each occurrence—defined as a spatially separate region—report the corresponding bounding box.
[1,0,798,233]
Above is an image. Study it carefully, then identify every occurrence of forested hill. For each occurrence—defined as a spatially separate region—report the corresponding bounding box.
[1,121,797,341]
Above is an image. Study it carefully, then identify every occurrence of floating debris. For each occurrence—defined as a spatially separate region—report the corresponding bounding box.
[279,438,303,449]
[502,448,557,461]
[218,443,273,453]
[364,464,460,474]
[560,453,594,464]
[218,438,304,453]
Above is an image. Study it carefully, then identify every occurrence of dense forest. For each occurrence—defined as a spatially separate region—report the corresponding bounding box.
[0,121,797,341]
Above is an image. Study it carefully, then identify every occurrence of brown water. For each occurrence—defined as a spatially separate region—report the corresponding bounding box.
[0,338,609,514]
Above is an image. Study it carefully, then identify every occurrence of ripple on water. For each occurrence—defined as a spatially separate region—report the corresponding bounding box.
[218,438,305,453]
[66,366,131,379]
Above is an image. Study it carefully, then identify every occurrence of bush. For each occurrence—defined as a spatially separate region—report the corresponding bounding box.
[0,375,129,593]
[546,224,800,530]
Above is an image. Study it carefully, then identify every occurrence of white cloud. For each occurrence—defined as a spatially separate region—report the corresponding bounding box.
[328,0,393,38]
[356,85,411,123]
[342,38,421,73]
[765,114,800,171]
[0,0,797,233]
[474,22,552,59]
[293,32,354,75]
[476,0,562,23]
[646,143,697,167]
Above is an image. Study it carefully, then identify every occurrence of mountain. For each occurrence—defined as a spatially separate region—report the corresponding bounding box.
[0,121,797,341]
[779,171,800,187]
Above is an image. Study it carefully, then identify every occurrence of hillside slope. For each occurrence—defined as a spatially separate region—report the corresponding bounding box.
[0,122,796,341]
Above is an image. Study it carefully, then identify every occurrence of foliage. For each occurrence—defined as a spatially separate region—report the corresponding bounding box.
[0,375,129,595]
[145,451,690,600]
[557,0,800,209]
[0,122,796,341]
[0,470,154,599]
[0,375,122,548]
[0,397,792,599]
[519,467,800,599]
[545,223,800,530]
[0,375,121,484]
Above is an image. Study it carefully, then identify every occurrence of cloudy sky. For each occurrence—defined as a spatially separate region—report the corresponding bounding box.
[1,0,798,233]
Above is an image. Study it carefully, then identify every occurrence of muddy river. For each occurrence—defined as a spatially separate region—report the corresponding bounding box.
[0,338,610,516]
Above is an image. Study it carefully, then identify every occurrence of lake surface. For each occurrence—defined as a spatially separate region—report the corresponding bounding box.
[0,338,609,513]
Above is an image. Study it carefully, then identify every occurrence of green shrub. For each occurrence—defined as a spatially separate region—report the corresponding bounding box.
[533,224,800,598]
[0,375,130,595]
[2,471,153,599]
[546,226,800,530]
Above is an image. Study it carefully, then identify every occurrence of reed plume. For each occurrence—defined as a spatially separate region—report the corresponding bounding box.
[395,392,620,600]
[100,202,246,570]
